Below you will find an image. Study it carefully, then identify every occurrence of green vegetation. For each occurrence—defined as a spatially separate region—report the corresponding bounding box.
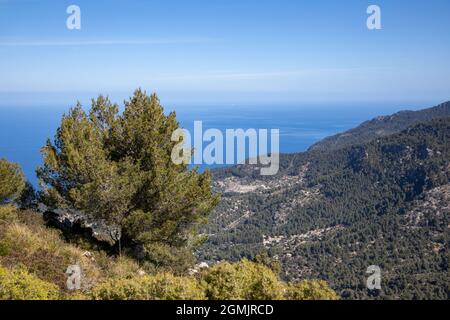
[203,259,284,300]
[91,260,337,300]
[0,266,60,300]
[309,101,450,152]
[285,280,339,300]
[0,205,103,292]
[0,90,338,300]
[1,93,448,300]
[0,158,25,204]
[37,89,219,268]
[0,203,336,300]
[91,273,206,300]
[201,116,450,299]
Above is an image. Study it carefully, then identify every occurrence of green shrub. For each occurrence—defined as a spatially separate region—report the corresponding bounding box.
[0,266,60,300]
[202,259,284,300]
[142,242,195,274]
[285,280,339,300]
[91,273,205,300]
[0,158,25,204]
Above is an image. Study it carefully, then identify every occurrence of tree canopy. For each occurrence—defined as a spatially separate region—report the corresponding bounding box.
[37,89,219,266]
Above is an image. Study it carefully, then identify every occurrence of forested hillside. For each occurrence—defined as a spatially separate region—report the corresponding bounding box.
[309,101,450,152]
[200,111,450,299]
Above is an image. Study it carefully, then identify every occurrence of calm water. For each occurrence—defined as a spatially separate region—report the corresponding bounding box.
[0,103,423,187]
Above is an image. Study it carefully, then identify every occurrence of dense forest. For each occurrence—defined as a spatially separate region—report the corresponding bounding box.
[200,102,450,299]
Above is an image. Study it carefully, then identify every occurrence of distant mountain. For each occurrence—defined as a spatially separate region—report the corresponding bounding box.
[199,102,450,300]
[308,101,450,152]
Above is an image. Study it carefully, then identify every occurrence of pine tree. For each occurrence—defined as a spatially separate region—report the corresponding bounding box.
[37,89,219,266]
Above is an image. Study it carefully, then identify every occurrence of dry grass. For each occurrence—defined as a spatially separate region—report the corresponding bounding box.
[0,205,140,296]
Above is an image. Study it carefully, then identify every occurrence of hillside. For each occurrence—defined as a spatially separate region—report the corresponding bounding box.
[0,205,338,300]
[199,108,450,299]
[308,101,450,152]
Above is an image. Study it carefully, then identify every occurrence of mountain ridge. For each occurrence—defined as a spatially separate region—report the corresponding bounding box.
[308,101,450,152]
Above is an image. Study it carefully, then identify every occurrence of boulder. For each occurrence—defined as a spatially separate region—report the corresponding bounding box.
[38,204,121,246]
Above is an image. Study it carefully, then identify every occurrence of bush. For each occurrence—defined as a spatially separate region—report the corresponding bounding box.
[142,243,195,274]
[0,266,59,300]
[285,280,339,300]
[0,158,25,204]
[0,221,101,291]
[91,273,205,300]
[202,259,284,300]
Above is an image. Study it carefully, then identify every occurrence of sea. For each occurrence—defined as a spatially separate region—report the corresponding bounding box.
[0,102,426,187]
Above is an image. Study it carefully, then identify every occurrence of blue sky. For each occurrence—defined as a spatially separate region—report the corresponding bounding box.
[0,0,449,106]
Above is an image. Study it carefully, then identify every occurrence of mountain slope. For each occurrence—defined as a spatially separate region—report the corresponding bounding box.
[199,107,450,299]
[308,101,450,152]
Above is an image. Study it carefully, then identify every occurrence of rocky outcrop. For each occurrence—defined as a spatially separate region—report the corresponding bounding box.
[38,204,121,246]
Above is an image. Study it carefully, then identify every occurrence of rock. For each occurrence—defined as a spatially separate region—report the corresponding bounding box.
[41,205,121,246]
[188,268,198,276]
[83,251,94,259]
[137,269,146,276]
[197,262,209,269]
[187,262,209,276]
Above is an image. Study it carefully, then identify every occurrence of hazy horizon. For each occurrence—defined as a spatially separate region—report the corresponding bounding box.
[1,0,450,106]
